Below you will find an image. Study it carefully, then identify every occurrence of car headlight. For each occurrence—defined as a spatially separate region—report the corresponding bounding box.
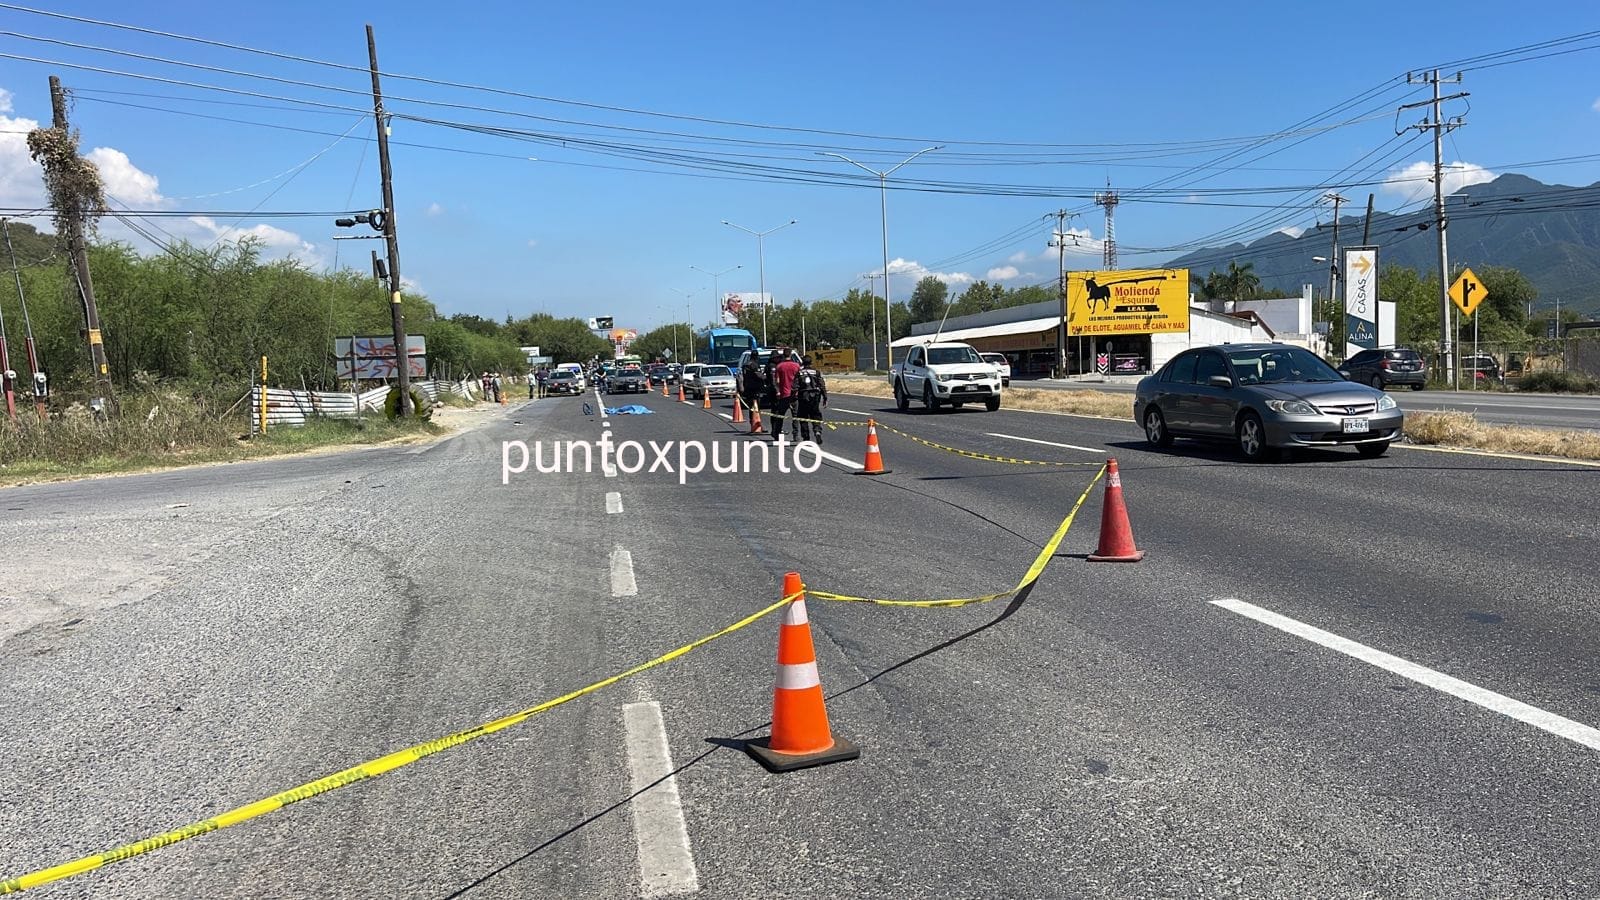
[1377,393,1398,411]
[1265,399,1318,415]
[934,373,950,382]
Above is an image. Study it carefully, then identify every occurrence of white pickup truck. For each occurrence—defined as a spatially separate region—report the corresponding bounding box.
[889,341,1003,412]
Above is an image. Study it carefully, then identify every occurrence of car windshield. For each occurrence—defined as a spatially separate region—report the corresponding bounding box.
[702,366,732,376]
[551,372,574,380]
[928,347,981,365]
[1226,347,1343,384]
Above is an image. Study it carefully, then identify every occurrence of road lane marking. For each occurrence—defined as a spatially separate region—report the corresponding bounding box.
[610,548,638,596]
[1211,598,1600,753]
[622,701,700,898]
[984,432,1102,454]
[606,492,623,515]
[816,448,863,470]
[717,413,732,420]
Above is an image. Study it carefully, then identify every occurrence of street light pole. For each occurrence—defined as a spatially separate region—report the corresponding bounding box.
[819,146,942,369]
[690,264,741,357]
[723,219,796,346]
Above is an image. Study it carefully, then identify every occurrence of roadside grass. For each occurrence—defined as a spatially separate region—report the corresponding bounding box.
[0,390,443,487]
[831,375,1600,462]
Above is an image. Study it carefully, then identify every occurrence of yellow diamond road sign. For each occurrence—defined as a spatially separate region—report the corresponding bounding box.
[1449,268,1487,316]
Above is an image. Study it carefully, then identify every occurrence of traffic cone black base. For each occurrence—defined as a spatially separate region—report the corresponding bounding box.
[746,736,860,774]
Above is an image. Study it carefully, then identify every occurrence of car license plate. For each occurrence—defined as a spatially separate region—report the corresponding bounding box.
[1343,417,1369,434]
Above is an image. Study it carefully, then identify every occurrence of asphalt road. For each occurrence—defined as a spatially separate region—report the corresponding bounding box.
[1017,377,1600,431]
[2,388,1597,898]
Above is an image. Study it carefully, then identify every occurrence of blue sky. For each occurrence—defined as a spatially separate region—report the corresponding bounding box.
[1,0,1597,333]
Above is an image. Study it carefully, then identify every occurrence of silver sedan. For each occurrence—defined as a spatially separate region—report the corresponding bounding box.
[1134,343,1404,461]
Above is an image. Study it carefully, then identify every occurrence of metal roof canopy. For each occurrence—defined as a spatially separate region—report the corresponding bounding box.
[890,315,1062,348]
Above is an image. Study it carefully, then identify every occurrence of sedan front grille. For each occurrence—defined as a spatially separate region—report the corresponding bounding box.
[1317,401,1376,415]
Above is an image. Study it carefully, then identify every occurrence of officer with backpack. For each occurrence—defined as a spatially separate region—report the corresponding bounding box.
[793,355,828,445]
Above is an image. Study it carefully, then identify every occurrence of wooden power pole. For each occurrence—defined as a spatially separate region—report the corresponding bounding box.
[365,25,412,416]
[48,76,113,409]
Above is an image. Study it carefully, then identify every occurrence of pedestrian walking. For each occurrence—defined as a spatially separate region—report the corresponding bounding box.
[769,348,801,440]
[491,373,503,404]
[793,355,828,445]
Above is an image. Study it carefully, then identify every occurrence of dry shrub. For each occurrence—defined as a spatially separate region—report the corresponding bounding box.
[1404,411,1600,460]
[830,376,1133,418]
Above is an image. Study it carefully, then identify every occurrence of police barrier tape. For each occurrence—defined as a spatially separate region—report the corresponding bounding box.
[2,464,1107,893]
[809,464,1106,606]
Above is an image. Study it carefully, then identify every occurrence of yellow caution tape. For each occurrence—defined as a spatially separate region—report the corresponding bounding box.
[872,422,1104,467]
[0,593,800,894]
[809,464,1107,607]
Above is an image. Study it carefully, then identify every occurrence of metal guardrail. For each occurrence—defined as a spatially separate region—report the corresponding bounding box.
[250,380,464,433]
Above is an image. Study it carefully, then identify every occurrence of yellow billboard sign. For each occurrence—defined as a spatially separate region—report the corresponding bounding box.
[1067,268,1190,336]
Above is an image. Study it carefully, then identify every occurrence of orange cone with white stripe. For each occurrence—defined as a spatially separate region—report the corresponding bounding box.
[746,572,859,773]
[1087,457,1145,562]
[749,403,764,434]
[858,418,890,475]
[677,383,686,402]
[732,395,745,423]
[661,380,669,397]
[702,388,712,409]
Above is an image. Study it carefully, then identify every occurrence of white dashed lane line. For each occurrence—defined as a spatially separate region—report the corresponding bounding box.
[606,492,623,515]
[1212,598,1600,753]
[622,701,700,898]
[610,547,638,597]
[983,432,1103,454]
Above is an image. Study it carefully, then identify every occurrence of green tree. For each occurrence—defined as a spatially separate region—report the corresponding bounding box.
[907,276,948,325]
[630,322,694,362]
[951,280,1005,316]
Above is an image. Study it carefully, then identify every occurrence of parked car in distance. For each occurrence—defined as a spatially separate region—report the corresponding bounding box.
[545,370,582,395]
[1134,342,1403,461]
[1461,354,1504,385]
[1337,348,1427,391]
[679,363,705,392]
[980,352,1013,387]
[605,365,649,394]
[646,364,671,385]
[735,348,791,395]
[689,364,737,398]
[890,341,1003,412]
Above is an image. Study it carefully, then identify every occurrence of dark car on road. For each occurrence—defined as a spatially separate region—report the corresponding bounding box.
[605,366,649,394]
[1135,343,1404,461]
[1337,348,1427,391]
[1461,354,1504,386]
[546,370,581,395]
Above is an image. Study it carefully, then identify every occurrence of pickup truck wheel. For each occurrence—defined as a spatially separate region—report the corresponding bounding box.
[894,380,910,412]
[985,397,1001,412]
[922,383,941,411]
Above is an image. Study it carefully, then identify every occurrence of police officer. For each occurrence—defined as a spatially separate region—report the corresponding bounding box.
[793,355,828,445]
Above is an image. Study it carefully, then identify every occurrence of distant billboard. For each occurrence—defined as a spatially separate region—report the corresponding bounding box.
[721,292,772,325]
[1066,269,1190,337]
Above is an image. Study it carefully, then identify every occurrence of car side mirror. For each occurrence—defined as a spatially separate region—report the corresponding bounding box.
[1207,374,1233,389]
[1336,369,1351,380]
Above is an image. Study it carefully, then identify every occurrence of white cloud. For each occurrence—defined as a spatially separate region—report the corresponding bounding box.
[87,147,165,208]
[1051,226,1104,258]
[1593,97,1600,113]
[186,216,318,258]
[399,274,424,294]
[1382,160,1496,205]
[986,265,1020,280]
[1007,250,1029,264]
[0,88,13,115]
[526,238,538,248]
[871,257,974,286]
[425,202,444,216]
[1277,225,1306,238]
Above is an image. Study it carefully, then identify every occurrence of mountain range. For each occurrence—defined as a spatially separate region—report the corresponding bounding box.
[1165,174,1600,312]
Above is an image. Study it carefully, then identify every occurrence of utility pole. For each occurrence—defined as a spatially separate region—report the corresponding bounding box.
[1403,70,1466,386]
[864,273,883,370]
[3,220,46,420]
[1361,192,1375,245]
[1324,192,1346,319]
[366,25,411,415]
[0,244,12,419]
[1049,210,1075,377]
[48,76,113,410]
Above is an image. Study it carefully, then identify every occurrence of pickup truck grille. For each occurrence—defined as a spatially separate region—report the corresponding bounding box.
[953,373,986,381]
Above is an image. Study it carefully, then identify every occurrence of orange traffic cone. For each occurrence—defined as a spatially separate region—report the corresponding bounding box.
[858,418,890,475]
[702,389,712,410]
[746,573,859,773]
[749,403,764,434]
[732,395,745,423]
[1087,457,1145,562]
[677,383,686,402]
[661,381,669,397]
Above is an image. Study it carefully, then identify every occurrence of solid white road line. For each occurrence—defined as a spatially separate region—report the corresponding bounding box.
[610,548,638,597]
[606,492,624,515]
[833,407,873,417]
[622,701,700,898]
[1212,598,1600,753]
[984,432,1103,454]
[816,448,864,470]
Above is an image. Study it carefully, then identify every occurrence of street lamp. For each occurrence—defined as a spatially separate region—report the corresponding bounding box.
[722,219,797,346]
[669,287,695,361]
[818,146,942,369]
[690,264,742,345]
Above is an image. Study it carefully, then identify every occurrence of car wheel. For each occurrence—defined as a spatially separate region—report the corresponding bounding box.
[894,380,910,412]
[1410,383,1425,391]
[1236,411,1278,462]
[1357,441,1390,458]
[985,397,1001,412]
[1369,375,1385,390]
[1143,406,1173,447]
[923,383,941,411]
